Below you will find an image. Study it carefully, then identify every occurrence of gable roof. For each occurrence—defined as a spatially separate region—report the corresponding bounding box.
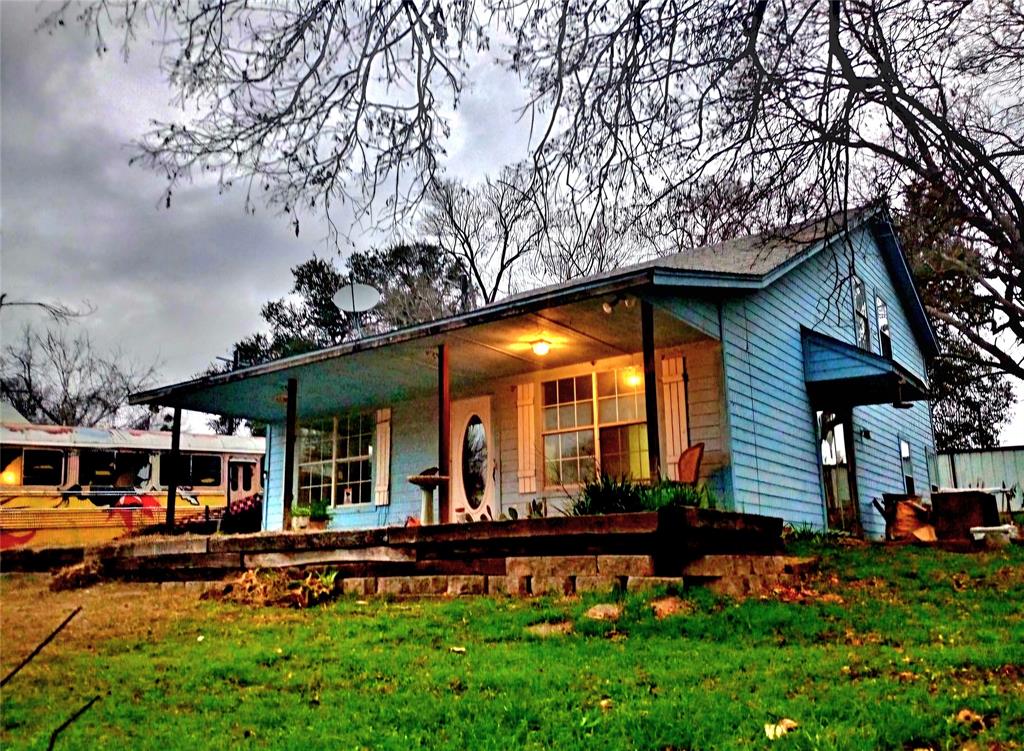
[131,208,937,409]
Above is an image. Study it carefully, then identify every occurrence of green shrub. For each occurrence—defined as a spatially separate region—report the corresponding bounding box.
[568,475,646,516]
[568,475,717,516]
[309,498,330,521]
[292,505,312,518]
[641,481,717,510]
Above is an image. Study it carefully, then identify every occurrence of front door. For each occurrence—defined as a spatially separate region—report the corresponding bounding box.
[450,396,497,522]
[816,410,861,534]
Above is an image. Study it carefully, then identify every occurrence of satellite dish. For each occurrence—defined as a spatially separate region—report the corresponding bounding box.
[332,282,381,313]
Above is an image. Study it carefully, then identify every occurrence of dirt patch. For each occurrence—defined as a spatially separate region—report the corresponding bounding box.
[0,573,210,676]
[527,620,573,637]
[584,603,622,622]
[651,596,694,619]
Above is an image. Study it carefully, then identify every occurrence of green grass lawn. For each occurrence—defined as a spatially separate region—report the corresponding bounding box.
[2,544,1022,750]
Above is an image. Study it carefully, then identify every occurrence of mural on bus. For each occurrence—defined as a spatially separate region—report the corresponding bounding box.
[0,423,264,550]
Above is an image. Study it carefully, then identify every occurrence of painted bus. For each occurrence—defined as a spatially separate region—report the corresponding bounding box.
[0,422,264,550]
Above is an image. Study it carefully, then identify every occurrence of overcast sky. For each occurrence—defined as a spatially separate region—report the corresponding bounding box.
[0,1,529,431]
[1,1,1020,441]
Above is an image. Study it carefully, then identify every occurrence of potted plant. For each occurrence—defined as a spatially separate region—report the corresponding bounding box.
[308,498,330,531]
[291,505,311,531]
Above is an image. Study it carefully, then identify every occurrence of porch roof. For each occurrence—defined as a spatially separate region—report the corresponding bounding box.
[131,284,712,421]
[801,328,930,409]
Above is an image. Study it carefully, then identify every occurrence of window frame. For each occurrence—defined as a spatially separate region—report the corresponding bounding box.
[297,413,375,508]
[852,276,871,351]
[540,368,650,489]
[899,438,915,495]
[875,294,892,359]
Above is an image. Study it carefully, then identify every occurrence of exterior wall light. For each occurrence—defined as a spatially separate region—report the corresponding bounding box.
[531,340,551,356]
[624,367,642,388]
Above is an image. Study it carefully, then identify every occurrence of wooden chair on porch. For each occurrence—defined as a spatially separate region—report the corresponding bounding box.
[677,443,705,485]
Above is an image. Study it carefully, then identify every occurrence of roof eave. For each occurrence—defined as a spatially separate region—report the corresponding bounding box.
[130,267,660,407]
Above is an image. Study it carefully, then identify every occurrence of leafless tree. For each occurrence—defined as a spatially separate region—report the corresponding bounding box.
[47,0,1024,376]
[534,206,645,283]
[419,168,545,304]
[1,325,157,428]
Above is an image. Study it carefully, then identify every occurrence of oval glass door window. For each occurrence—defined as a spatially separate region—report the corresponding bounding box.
[461,415,487,509]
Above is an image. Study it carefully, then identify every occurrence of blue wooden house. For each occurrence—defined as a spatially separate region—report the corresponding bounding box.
[134,209,938,538]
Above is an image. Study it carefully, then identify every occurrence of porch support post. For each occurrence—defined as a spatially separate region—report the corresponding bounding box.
[641,300,662,479]
[165,407,182,531]
[437,343,451,523]
[282,378,298,531]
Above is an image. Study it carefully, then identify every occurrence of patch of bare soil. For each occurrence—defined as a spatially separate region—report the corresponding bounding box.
[527,620,573,637]
[584,603,622,621]
[0,573,208,675]
[651,596,694,619]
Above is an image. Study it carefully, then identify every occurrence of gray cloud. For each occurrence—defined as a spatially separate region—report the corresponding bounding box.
[1,2,340,421]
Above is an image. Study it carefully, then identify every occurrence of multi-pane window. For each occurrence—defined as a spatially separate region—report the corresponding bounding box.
[0,447,65,486]
[335,413,374,506]
[875,296,892,358]
[853,276,870,350]
[596,369,650,480]
[298,419,334,506]
[541,368,649,487]
[542,375,596,487]
[297,414,374,507]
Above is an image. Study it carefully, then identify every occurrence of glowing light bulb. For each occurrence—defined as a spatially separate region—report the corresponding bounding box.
[531,340,551,356]
[624,368,642,388]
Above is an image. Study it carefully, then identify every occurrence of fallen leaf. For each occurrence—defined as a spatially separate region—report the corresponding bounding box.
[196,635,205,643]
[765,718,799,740]
[599,698,614,712]
[955,708,985,731]
[449,646,467,654]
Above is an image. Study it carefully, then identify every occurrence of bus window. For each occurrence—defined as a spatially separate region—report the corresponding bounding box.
[191,455,222,486]
[158,452,186,487]
[80,450,117,485]
[1,447,23,485]
[241,463,254,492]
[114,452,150,487]
[81,450,150,487]
[158,453,222,487]
[0,447,65,486]
[230,465,240,493]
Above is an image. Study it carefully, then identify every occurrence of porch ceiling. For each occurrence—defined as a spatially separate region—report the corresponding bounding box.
[134,292,710,422]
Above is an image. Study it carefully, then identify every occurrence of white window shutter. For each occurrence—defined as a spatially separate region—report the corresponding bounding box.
[661,355,688,481]
[516,383,537,494]
[374,408,392,505]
